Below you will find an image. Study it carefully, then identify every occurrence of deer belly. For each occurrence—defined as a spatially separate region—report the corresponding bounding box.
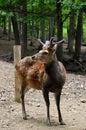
[48,85,61,92]
[43,80,63,93]
[27,79,42,90]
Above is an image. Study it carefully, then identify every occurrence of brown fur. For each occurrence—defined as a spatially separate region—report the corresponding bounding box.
[16,56,44,91]
[16,57,66,92]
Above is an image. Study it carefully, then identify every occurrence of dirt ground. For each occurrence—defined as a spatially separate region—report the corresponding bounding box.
[0,60,86,130]
[0,37,86,130]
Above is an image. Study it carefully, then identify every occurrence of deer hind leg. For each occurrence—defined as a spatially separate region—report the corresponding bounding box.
[55,91,66,125]
[20,83,27,120]
[42,89,51,126]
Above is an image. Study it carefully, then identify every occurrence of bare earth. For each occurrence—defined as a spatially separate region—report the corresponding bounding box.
[0,60,86,130]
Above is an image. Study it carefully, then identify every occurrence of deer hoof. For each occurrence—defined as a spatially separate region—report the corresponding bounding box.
[47,120,51,126]
[23,116,27,120]
[59,121,66,125]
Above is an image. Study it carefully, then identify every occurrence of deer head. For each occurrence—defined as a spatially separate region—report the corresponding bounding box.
[32,38,65,63]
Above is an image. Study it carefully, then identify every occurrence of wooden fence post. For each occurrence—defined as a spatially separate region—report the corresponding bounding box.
[14,45,21,102]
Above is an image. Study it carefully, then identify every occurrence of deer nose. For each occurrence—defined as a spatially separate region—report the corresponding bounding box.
[32,55,35,59]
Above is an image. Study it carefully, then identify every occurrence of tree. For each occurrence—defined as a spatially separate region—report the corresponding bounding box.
[3,16,7,34]
[68,0,75,54]
[31,0,35,38]
[56,0,63,61]
[49,17,55,39]
[74,10,83,60]
[11,15,20,45]
[8,16,11,41]
[40,0,45,42]
[21,0,28,57]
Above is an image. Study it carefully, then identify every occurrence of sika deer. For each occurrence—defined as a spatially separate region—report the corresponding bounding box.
[15,37,66,126]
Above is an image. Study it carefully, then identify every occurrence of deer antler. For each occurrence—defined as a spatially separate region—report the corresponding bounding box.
[37,39,44,46]
[56,39,65,44]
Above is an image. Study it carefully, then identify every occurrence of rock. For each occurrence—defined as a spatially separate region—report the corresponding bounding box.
[1,97,6,101]
[80,99,86,103]
[36,104,40,107]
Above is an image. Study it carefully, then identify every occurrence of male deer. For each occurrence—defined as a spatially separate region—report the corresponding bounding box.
[15,37,66,126]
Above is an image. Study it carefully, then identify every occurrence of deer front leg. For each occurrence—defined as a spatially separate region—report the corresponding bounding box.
[42,89,51,126]
[21,85,27,120]
[55,91,66,125]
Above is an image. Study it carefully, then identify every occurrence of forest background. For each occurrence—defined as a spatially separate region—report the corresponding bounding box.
[0,0,86,72]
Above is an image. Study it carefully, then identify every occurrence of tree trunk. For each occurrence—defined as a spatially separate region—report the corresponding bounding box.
[11,15,20,45]
[49,17,53,39]
[40,19,45,42]
[21,0,28,57]
[17,12,22,37]
[40,0,45,42]
[3,16,7,34]
[53,18,57,37]
[74,10,83,60]
[68,0,75,54]
[56,0,63,61]
[49,17,55,39]
[8,16,11,41]
[32,16,35,37]
[30,0,35,46]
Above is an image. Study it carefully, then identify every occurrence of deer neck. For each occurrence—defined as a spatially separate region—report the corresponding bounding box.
[44,55,59,74]
[44,55,63,81]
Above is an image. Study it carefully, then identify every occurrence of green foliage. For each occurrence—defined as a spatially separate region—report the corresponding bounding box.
[0,0,86,40]
[0,10,14,17]
[62,0,86,12]
[27,0,57,18]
